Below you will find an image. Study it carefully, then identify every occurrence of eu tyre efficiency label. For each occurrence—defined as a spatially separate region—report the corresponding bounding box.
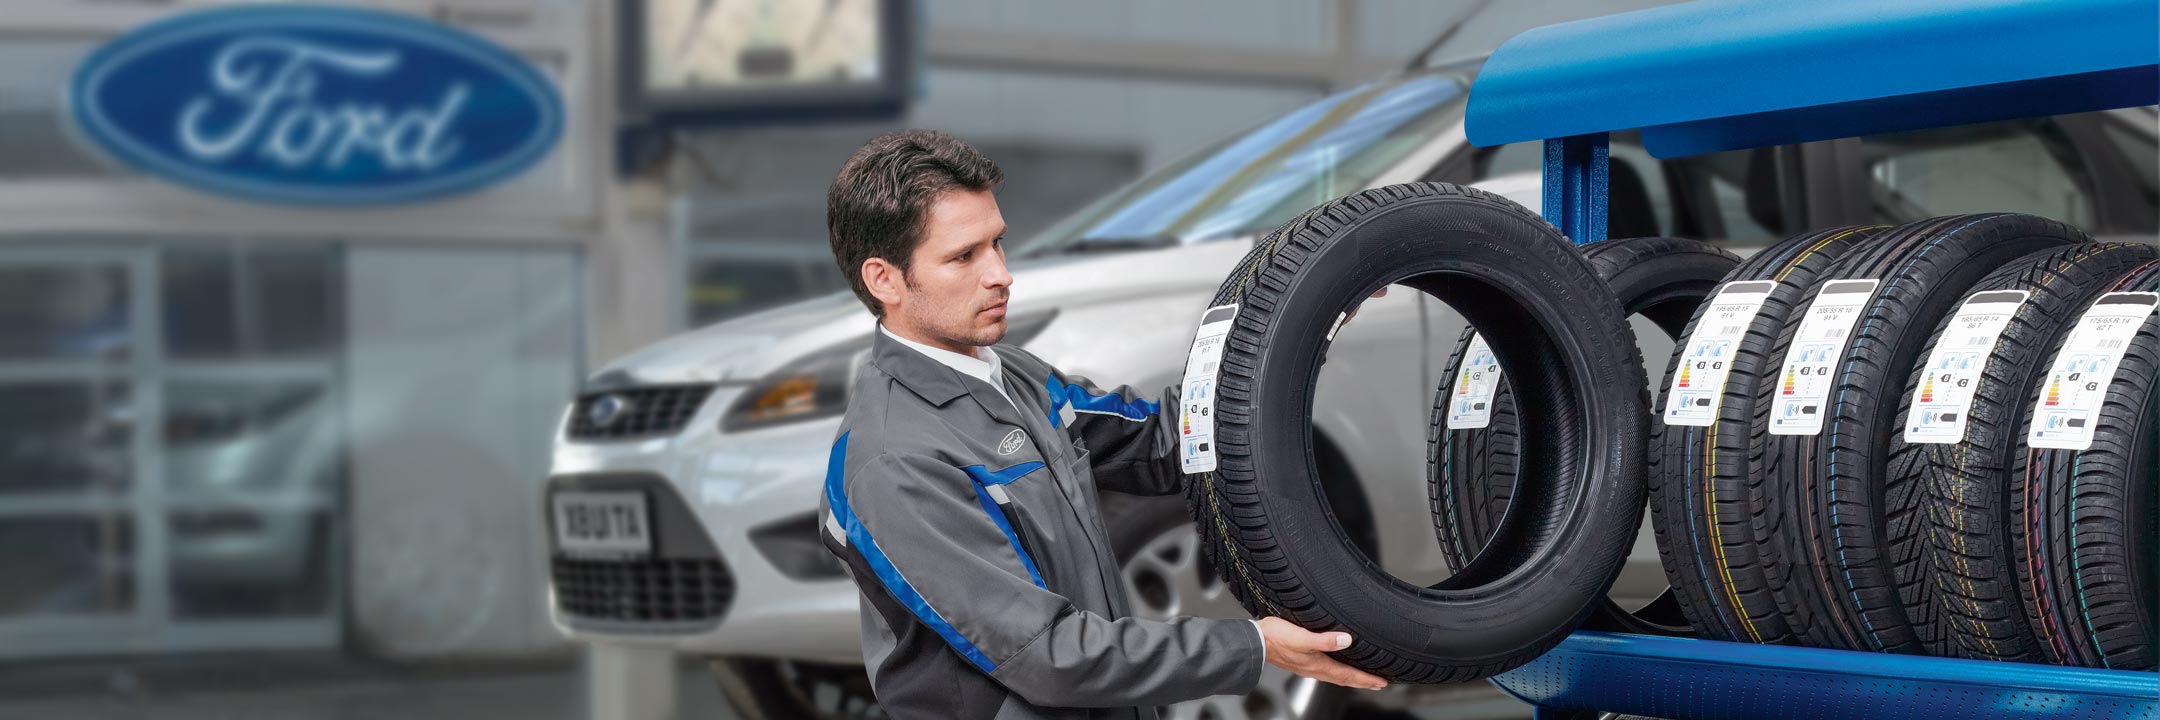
[1180,304,1238,474]
[2027,292,2160,450]
[1663,280,1776,427]
[1446,334,1502,430]
[1769,279,1879,436]
[1903,290,2029,444]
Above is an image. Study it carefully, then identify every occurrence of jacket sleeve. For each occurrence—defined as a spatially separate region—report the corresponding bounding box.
[1041,366,1187,497]
[836,450,1263,708]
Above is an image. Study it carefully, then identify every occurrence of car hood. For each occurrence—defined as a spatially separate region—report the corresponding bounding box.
[587,238,1257,387]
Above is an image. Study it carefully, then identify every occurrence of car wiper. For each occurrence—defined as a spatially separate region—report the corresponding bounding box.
[1061,235,1181,254]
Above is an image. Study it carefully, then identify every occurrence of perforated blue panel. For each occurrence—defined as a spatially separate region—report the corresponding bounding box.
[1492,632,2160,720]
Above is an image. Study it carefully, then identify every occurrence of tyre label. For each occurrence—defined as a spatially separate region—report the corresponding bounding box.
[1662,280,1777,427]
[2026,292,2160,451]
[1769,279,1879,436]
[1903,290,2030,444]
[1180,304,1238,474]
[1446,334,1502,430]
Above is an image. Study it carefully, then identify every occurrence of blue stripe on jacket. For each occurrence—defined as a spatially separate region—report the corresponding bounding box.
[824,432,1000,673]
[1044,375,1160,427]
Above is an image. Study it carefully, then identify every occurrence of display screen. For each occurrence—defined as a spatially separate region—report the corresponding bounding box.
[643,0,884,93]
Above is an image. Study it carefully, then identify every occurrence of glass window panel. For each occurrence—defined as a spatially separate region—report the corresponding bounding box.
[160,248,239,359]
[1863,120,2093,227]
[0,382,132,494]
[0,515,136,618]
[164,381,338,498]
[1671,149,1780,243]
[162,244,341,359]
[168,508,332,619]
[0,264,130,360]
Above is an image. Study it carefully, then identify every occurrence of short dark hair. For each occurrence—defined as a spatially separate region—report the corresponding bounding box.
[827,130,1004,317]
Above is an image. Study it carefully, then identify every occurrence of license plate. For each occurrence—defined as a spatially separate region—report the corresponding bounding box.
[552,491,652,557]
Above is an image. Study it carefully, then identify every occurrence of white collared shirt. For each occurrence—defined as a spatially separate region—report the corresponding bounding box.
[880,324,1015,407]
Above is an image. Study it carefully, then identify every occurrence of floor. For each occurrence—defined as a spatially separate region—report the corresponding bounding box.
[0,651,1535,720]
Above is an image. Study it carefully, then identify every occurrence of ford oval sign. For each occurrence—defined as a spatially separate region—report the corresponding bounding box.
[68,5,564,205]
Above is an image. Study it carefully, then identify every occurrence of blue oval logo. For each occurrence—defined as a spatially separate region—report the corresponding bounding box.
[69,5,563,205]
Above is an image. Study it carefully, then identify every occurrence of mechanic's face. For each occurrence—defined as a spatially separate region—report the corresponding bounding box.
[871,188,1011,354]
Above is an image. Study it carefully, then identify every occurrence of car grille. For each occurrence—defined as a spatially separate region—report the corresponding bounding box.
[551,555,736,624]
[565,385,716,440]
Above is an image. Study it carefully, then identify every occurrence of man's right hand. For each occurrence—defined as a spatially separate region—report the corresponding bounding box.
[1256,616,1389,691]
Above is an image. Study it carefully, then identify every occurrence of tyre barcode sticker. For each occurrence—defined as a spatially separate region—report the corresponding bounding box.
[1446,334,1502,429]
[1903,290,2029,444]
[1180,304,1238,474]
[2027,292,2160,450]
[1769,279,1879,436]
[1663,280,1777,427]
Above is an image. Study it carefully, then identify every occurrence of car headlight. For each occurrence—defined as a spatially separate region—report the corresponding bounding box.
[720,340,864,433]
[719,310,1059,433]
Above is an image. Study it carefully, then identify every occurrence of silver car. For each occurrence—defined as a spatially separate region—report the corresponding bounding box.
[544,59,2160,719]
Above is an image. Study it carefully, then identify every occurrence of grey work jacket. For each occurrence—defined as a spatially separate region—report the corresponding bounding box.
[819,330,1264,719]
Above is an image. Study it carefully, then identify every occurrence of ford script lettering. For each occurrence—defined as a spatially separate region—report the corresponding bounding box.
[70,5,563,205]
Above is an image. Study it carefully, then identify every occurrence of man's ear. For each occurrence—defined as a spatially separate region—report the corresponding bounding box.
[863,257,905,312]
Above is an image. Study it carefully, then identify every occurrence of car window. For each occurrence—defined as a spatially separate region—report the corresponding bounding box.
[1013,73,1466,257]
[2097,112,2158,226]
[1860,119,2094,228]
[1666,148,1782,243]
[1457,137,1770,243]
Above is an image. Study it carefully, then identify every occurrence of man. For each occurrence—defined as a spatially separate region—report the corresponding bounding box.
[817,129,1387,719]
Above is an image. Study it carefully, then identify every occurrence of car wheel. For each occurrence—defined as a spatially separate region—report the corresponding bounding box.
[1109,494,1350,720]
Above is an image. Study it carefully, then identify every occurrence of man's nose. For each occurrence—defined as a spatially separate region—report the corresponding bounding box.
[984,255,1013,289]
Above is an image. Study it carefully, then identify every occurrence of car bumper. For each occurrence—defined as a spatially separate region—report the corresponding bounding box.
[545,387,861,664]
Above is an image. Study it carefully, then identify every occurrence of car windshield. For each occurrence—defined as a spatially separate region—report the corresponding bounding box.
[1013,72,1468,257]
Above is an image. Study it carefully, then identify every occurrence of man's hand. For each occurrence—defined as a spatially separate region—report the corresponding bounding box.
[1257,616,1389,691]
[1331,287,1390,338]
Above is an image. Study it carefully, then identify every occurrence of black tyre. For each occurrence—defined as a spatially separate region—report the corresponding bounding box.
[1759,214,2085,653]
[1106,495,1352,720]
[1430,236,1739,636]
[2010,260,2160,670]
[1885,242,2158,662]
[1187,182,1645,682]
[1647,226,1881,645]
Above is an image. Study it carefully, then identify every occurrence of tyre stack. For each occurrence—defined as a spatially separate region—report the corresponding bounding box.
[1632,213,2158,670]
[1429,235,1739,636]
[1187,186,2155,683]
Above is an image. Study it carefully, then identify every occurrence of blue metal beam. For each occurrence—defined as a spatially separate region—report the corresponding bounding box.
[1541,134,1607,245]
[1491,632,2160,719]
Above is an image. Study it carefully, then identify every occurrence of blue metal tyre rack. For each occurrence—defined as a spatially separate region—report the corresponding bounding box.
[1494,632,2157,719]
[1464,1,2160,718]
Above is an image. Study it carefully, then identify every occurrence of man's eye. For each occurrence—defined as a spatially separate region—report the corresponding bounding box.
[956,251,972,262]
